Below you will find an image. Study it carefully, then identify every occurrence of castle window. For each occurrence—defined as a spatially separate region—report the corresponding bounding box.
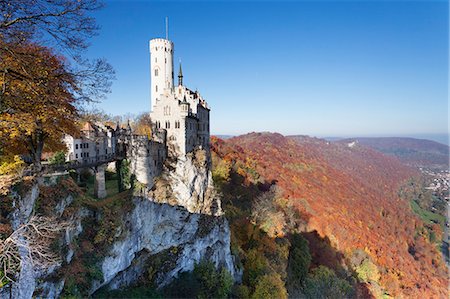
[156,85,158,92]
[155,57,157,62]
[155,69,158,76]
[165,58,167,63]
[76,153,78,159]
[75,144,78,149]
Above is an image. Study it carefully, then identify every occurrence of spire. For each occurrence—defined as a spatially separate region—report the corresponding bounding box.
[178,61,183,86]
[127,119,132,132]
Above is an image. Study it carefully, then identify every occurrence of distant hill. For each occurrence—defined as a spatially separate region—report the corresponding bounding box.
[212,132,448,298]
[337,137,449,170]
[213,134,234,140]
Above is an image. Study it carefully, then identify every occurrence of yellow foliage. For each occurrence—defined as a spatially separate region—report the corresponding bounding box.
[212,158,231,182]
[356,258,380,283]
[0,155,24,176]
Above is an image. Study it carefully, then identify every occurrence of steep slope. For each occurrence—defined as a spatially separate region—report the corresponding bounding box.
[337,137,449,170]
[0,149,238,298]
[212,133,448,298]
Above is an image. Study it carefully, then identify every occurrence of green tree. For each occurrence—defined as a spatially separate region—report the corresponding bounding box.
[164,261,233,299]
[288,234,311,286]
[303,266,353,299]
[49,151,66,165]
[117,159,131,191]
[243,249,269,287]
[251,274,287,299]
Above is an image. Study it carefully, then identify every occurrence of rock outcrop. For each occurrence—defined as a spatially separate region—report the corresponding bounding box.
[1,149,238,298]
[91,197,235,294]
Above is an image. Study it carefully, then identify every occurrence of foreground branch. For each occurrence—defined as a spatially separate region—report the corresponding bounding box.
[0,215,72,283]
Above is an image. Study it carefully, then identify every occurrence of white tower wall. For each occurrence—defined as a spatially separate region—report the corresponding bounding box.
[150,38,174,111]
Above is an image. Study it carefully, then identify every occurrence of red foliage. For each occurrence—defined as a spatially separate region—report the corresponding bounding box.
[211,133,448,298]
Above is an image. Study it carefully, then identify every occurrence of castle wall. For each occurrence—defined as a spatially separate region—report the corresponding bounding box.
[126,135,166,188]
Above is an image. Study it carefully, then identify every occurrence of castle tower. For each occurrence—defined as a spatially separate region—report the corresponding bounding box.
[150,38,174,111]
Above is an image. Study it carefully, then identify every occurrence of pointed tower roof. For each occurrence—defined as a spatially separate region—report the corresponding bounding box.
[178,62,183,86]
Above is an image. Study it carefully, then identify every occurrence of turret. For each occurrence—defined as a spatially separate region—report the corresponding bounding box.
[180,95,190,116]
[149,38,174,111]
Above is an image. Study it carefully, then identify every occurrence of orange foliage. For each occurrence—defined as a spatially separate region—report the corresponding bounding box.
[211,133,448,298]
[0,42,78,164]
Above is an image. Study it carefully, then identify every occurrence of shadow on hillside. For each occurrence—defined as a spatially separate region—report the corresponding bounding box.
[214,165,373,298]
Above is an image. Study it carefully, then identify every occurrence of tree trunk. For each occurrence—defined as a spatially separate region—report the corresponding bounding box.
[28,124,45,172]
[33,138,44,171]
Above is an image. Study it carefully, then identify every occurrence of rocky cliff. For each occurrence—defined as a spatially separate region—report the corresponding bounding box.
[0,149,238,298]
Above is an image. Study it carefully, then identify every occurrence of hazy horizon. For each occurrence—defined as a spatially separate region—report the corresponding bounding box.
[212,132,449,146]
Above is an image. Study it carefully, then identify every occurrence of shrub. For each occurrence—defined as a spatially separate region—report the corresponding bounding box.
[233,284,251,299]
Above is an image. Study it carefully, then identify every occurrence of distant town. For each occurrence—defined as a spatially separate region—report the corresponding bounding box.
[420,168,450,202]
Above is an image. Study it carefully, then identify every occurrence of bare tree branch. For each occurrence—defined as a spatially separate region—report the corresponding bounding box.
[0,215,72,283]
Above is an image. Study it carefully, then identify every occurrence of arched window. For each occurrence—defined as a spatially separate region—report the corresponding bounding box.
[154,69,158,76]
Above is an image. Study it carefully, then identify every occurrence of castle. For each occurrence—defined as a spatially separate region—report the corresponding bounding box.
[63,36,211,190]
[149,38,210,155]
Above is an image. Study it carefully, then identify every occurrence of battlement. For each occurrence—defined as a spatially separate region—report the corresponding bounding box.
[149,38,174,50]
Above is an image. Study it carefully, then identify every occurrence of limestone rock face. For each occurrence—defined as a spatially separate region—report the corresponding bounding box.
[149,149,222,216]
[91,196,236,293]
[0,183,39,299]
[2,150,238,298]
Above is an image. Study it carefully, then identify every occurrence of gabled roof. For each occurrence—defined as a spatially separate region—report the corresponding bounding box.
[82,122,95,132]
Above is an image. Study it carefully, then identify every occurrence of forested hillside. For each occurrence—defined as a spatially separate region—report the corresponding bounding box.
[337,137,449,170]
[211,133,448,298]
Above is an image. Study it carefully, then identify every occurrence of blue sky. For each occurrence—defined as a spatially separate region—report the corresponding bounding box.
[86,0,449,142]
